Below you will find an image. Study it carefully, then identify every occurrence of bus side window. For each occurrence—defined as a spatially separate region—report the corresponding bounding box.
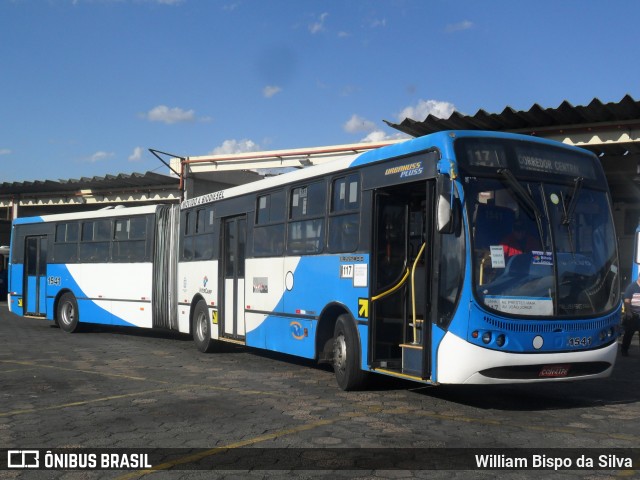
[328,174,360,253]
[287,182,326,255]
[254,191,285,257]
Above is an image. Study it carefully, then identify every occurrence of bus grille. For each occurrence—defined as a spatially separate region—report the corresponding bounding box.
[481,314,618,333]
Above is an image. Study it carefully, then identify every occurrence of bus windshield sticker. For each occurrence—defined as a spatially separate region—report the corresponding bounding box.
[484,296,553,316]
[353,264,368,287]
[532,251,553,265]
[490,245,506,268]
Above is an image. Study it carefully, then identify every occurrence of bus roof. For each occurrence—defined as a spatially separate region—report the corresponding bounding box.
[12,204,161,225]
[181,130,592,210]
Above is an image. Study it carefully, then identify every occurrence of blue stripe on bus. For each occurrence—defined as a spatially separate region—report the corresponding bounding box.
[246,254,369,360]
[44,264,136,327]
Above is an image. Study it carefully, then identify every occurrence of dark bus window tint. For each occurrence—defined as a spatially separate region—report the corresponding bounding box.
[55,224,66,242]
[26,239,37,276]
[205,208,215,233]
[287,219,324,254]
[270,190,286,222]
[290,182,326,220]
[328,213,359,252]
[95,220,111,241]
[113,241,146,262]
[257,195,270,224]
[66,223,79,242]
[254,224,285,256]
[196,209,206,233]
[114,219,128,240]
[82,222,94,241]
[54,244,78,262]
[183,237,194,261]
[332,174,360,213]
[194,234,214,260]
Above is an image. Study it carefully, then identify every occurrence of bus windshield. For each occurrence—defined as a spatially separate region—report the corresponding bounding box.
[465,169,619,319]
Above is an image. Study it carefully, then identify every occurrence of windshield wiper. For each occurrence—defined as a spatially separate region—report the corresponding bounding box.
[562,176,584,225]
[498,168,546,249]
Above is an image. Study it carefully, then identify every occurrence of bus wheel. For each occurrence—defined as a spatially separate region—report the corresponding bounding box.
[57,292,79,333]
[333,314,366,391]
[193,300,215,353]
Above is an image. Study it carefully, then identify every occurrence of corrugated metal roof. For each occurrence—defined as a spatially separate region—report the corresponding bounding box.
[0,171,178,197]
[385,94,640,139]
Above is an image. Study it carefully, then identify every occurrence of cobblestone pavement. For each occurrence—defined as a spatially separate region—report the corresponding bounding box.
[0,304,639,479]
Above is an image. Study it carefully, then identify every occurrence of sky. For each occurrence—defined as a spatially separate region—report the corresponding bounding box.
[2,0,640,183]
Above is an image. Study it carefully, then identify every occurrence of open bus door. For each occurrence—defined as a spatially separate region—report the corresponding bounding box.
[370,181,433,380]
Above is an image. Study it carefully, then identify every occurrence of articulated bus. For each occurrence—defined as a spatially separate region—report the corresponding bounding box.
[8,131,621,389]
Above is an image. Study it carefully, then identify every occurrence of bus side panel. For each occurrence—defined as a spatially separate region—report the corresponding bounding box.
[47,264,153,328]
[282,255,368,319]
[250,315,317,359]
[245,254,368,359]
[357,323,369,369]
[245,257,286,349]
[8,264,24,315]
[177,260,219,335]
[430,324,448,383]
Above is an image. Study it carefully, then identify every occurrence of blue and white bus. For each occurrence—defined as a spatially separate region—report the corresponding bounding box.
[8,131,621,389]
[8,205,179,332]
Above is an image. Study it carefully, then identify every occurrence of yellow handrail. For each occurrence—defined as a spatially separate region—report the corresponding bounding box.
[371,268,410,302]
[410,243,427,344]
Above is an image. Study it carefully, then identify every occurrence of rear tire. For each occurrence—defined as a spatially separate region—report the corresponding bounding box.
[193,300,215,353]
[333,314,367,390]
[57,292,80,333]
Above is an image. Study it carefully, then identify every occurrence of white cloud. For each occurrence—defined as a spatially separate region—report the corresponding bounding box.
[210,139,261,155]
[360,130,409,143]
[397,99,456,121]
[143,105,197,124]
[0,149,12,155]
[343,114,377,134]
[445,20,474,33]
[343,114,409,143]
[128,146,144,162]
[86,151,115,163]
[263,85,282,98]
[309,12,328,34]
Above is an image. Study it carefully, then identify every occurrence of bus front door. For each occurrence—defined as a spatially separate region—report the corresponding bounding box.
[370,183,431,380]
[220,216,247,341]
[24,235,48,317]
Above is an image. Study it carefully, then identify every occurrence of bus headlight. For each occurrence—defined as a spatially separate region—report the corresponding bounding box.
[496,334,506,347]
[482,332,492,344]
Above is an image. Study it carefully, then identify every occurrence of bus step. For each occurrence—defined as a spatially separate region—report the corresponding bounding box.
[400,343,423,376]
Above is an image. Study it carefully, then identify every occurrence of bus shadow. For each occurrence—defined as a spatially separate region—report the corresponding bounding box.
[406,359,640,411]
[55,323,194,343]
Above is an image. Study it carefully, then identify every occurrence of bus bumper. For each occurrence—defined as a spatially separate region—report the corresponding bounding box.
[436,332,619,384]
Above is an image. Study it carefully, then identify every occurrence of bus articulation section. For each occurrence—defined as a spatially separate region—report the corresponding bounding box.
[8,131,622,389]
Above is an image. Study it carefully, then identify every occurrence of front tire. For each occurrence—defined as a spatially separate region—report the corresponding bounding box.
[57,292,80,333]
[333,314,367,391]
[193,300,215,353]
